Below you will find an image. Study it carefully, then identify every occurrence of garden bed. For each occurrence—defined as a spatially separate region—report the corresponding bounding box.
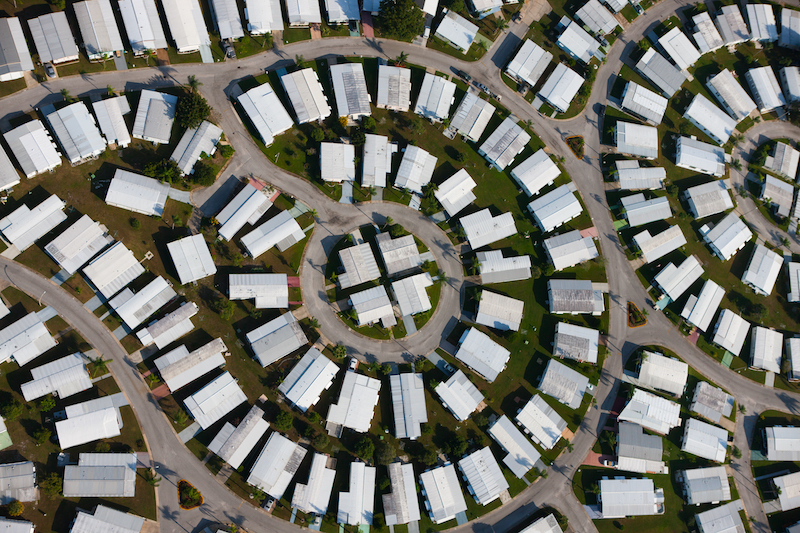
[627,302,647,327]
[566,136,584,159]
[178,480,203,510]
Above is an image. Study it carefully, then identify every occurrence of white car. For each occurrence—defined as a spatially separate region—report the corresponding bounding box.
[348,357,359,372]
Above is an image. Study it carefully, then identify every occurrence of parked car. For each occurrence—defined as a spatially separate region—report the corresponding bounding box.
[512,11,522,22]
[45,63,55,78]
[455,69,471,82]
[348,357,359,372]
[442,362,455,374]
[602,459,617,467]
[262,496,276,512]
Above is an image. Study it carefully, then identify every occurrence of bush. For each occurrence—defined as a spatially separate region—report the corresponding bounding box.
[219,145,235,158]
[421,423,432,434]
[39,473,62,497]
[378,476,390,490]
[213,297,236,321]
[362,116,376,131]
[0,399,23,421]
[350,130,366,146]
[191,162,217,186]
[274,411,293,432]
[130,218,141,229]
[313,432,329,449]
[374,441,395,465]
[38,396,56,412]
[95,441,111,452]
[420,448,437,465]
[7,500,23,517]
[33,428,51,445]
[353,436,375,459]
[310,127,325,142]
[307,411,320,424]
[176,91,212,129]
[471,412,488,427]
[144,159,181,183]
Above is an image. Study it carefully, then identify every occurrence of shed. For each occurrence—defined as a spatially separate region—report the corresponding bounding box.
[477,250,531,283]
[0,313,57,366]
[715,5,749,45]
[0,462,36,504]
[392,273,433,317]
[395,145,437,194]
[692,12,724,53]
[376,232,422,276]
[553,322,599,363]
[765,426,800,461]
[73,0,124,59]
[45,102,106,163]
[245,0,284,33]
[742,243,781,295]
[680,466,731,504]
[434,9,478,52]
[434,169,476,217]
[118,0,167,54]
[701,212,752,260]
[383,462,420,525]
[599,478,663,518]
[461,209,517,250]
[326,371,381,433]
[684,179,733,216]
[681,418,728,462]
[746,66,786,112]
[330,63,371,118]
[511,149,560,197]
[338,243,380,289]
[377,65,412,112]
[349,285,395,327]
[170,121,223,175]
[161,0,210,52]
[615,161,666,190]
[528,184,582,232]
[0,195,66,252]
[414,73,456,122]
[246,311,308,367]
[455,327,510,382]
[515,394,567,449]
[476,291,523,332]
[20,353,91,402]
[70,506,144,533]
[362,134,396,188]
[547,279,604,315]
[690,381,734,424]
[278,348,338,412]
[292,453,336,515]
[764,141,800,180]
[506,40,552,88]
[658,27,700,70]
[56,397,121,448]
[320,143,356,182]
[761,175,794,217]
[637,351,688,396]
[632,225,687,264]
[0,18,33,81]
[390,373,428,440]
[131,90,178,144]
[711,309,749,356]
[634,48,687,97]
[556,21,599,64]
[419,464,467,523]
[229,273,288,308]
[435,370,484,421]
[706,70,757,122]
[575,0,618,35]
[621,81,667,125]
[207,405,268,469]
[63,453,136,497]
[781,9,800,49]
[450,90,495,143]
[92,96,132,147]
[747,4,777,41]
[684,94,736,145]
[487,415,542,478]
[286,0,323,25]
[537,63,584,113]
[280,69,330,124]
[154,338,227,392]
[749,326,782,372]
[337,461,376,525]
[543,230,598,270]
[620,194,671,227]
[27,12,79,64]
[618,388,681,435]
[617,421,666,474]
[248,432,307,499]
[106,169,169,216]
[210,0,244,39]
[615,122,658,159]
[538,358,589,409]
[241,210,306,258]
[183,371,246,429]
[216,181,274,241]
[136,301,198,349]
[167,234,217,284]
[653,255,703,301]
[458,447,508,506]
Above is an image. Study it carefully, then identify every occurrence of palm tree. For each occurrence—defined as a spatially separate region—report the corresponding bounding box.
[395,52,409,66]
[435,268,449,285]
[497,18,509,32]
[60,89,71,102]
[187,75,202,93]
[90,356,112,377]
[106,85,116,96]
[143,469,162,486]
[384,216,394,228]
[308,208,318,219]
[173,409,189,425]
[309,317,320,329]
[295,54,304,66]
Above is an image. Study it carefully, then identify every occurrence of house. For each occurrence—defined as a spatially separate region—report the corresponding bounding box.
[575,0,618,34]
[326,371,381,434]
[106,169,169,216]
[63,453,137,497]
[467,0,501,19]
[0,195,66,252]
[376,233,422,277]
[765,426,800,461]
[0,18,33,81]
[414,73,456,122]
[44,102,106,163]
[634,48,687,97]
[556,21,600,64]
[241,210,306,258]
[715,5,750,45]
[788,337,800,380]
[747,4,777,41]
[170,121,223,175]
[0,462,36,504]
[166,234,215,285]
[229,273,288,308]
[684,179,733,217]
[0,145,19,192]
[537,63,584,113]
[320,143,356,182]
[528,184,582,232]
[620,194,672,227]
[161,0,211,53]
[73,0,125,60]
[543,230,599,271]
[338,243,380,289]
[653,255,704,301]
[44,215,112,275]
[750,326,782,372]
[742,243,781,295]
[547,279,604,315]
[617,421,666,474]
[682,279,725,332]
[487,415,543,478]
[454,327,510,382]
[330,63,371,119]
[676,136,728,177]
[618,388,681,435]
[136,301,198,349]
[459,447,508,505]
[538,359,589,409]
[0,418,10,451]
[419,464,467,524]
[279,348,338,412]
[449,90,495,143]
[210,0,244,39]
[764,141,800,180]
[216,182,275,241]
[615,122,659,159]
[598,478,664,518]
[280,69,330,123]
[776,472,800,511]
[69,506,144,533]
[92,96,132,147]
[0,518,32,533]
[511,149,561,197]
[434,169,476,217]
[746,66,786,112]
[118,0,168,54]
[377,65,412,112]
[392,274,433,317]
[27,12,79,65]
[633,225,687,264]
[337,461,376,525]
[292,453,336,516]
[476,250,531,283]
[679,465,731,504]
[553,322,599,364]
[434,9,478,52]
[207,405,269,469]
[695,500,746,533]
[383,462,420,525]
[56,396,122,448]
[395,145,437,194]
[246,311,308,367]
[154,338,227,392]
[706,70,757,122]
[132,90,178,144]
[761,175,794,217]
[658,27,701,70]
[109,276,176,329]
[684,94,736,145]
[245,0,284,33]
[476,291,524,332]
[460,209,517,250]
[681,418,728,462]
[286,0,323,25]
[362,134,396,188]
[692,12,724,53]
[520,514,564,533]
[390,373,428,440]
[21,353,91,402]
[248,432,307,498]
[0,313,57,366]
[506,40,552,88]
[620,81,667,126]
[515,394,567,449]
[183,371,246,429]
[781,9,800,49]
[691,381,734,424]
[637,351,688,396]
[615,161,666,190]
[711,309,749,356]
[435,370,485,421]
[701,212,752,260]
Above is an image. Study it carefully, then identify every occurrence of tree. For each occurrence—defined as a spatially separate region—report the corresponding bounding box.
[739,404,746,414]
[449,434,467,456]
[472,412,488,427]
[379,363,391,375]
[90,355,111,377]
[420,448,437,465]
[530,265,542,280]
[1,399,23,421]
[455,151,466,163]
[354,436,375,460]
[40,473,62,497]
[191,162,217,186]
[374,441,395,465]
[384,216,394,228]
[187,75,202,93]
[307,411,321,424]
[173,409,189,425]
[219,145,235,158]
[362,116,376,131]
[732,446,742,459]
[95,441,111,452]
[394,51,409,66]
[33,427,51,445]
[176,91,212,129]
[309,317,320,329]
[638,39,651,52]
[38,396,56,412]
[312,432,329,449]
[7,500,23,517]
[144,159,182,184]
[497,18,509,32]
[310,127,325,142]
[106,85,116,96]
[130,218,141,229]
[275,411,293,432]
[295,55,304,66]
[142,469,162,487]
[350,130,366,146]
[379,0,425,43]
[214,297,236,321]
[332,344,347,359]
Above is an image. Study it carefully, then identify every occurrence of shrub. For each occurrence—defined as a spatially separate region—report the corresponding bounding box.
[310,128,325,142]
[353,436,374,459]
[38,396,56,412]
[7,500,23,516]
[471,412,488,427]
[0,399,23,421]
[421,423,432,435]
[130,218,141,229]
[307,411,320,424]
[378,476,390,491]
[374,441,395,465]
[313,432,329,449]
[39,473,62,497]
[33,428,51,445]
[191,162,216,187]
[219,145,234,158]
[274,411,293,432]
[95,441,111,452]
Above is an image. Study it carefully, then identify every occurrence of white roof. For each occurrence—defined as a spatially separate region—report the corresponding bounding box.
[620,194,671,227]
[633,225,687,263]
[132,90,177,144]
[515,394,567,449]
[681,465,731,504]
[487,415,542,478]
[698,298,733,341]
[543,229,599,271]
[337,462,376,525]
[83,242,145,299]
[538,63,584,113]
[70,506,144,533]
[110,276,176,329]
[686,180,733,219]
[395,145,437,194]
[511,149,560,197]
[747,4,777,41]
[691,381,734,423]
[118,0,168,53]
[599,478,660,518]
[621,81,667,125]
[435,169,476,217]
[280,69,330,124]
[576,0,618,34]
[749,326,782,372]
[765,426,800,461]
[286,0,322,24]
[72,0,125,56]
[618,388,681,434]
[765,141,800,180]
[742,243,781,295]
[216,182,274,241]
[538,358,589,409]
[106,169,169,216]
[459,447,508,506]
[320,143,356,183]
[27,12,78,64]
[781,10,800,49]
[20,353,91,402]
[658,27,700,70]
[183,371,247,429]
[637,351,689,395]
[350,285,395,327]
[476,249,531,284]
[634,48,687,97]
[746,66,786,111]
[229,273,288,308]
[0,518,32,533]
[419,464,467,523]
[434,9,478,51]
[681,418,728,462]
[776,471,800,511]
[703,212,752,260]
[339,243,380,289]
[0,313,56,366]
[415,73,456,122]
[292,453,336,515]
[692,12,724,53]
[63,452,137,498]
[211,0,244,39]
[0,194,66,252]
[241,210,305,258]
[392,273,433,317]
[435,369,484,421]
[455,327,510,382]
[547,279,605,315]
[377,65,412,112]
[556,21,599,64]
[715,5,749,45]
[171,120,223,175]
[56,404,121,449]
[167,234,216,284]
[248,432,307,499]
[712,309,749,355]
[376,232,421,278]
[684,94,736,146]
[762,175,794,216]
[615,161,666,190]
[788,337,800,379]
[326,371,381,432]
[470,0,501,15]
[707,69,757,122]
[92,96,132,147]
[245,0,283,33]
[0,143,20,192]
[154,338,227,392]
[696,500,746,533]
[246,311,308,367]
[278,347,338,411]
[506,40,552,87]
[450,90,495,143]
[461,209,517,250]
[528,184,583,233]
[362,134,395,188]
[476,291,524,332]
[383,462,420,525]
[615,122,658,159]
[161,0,210,52]
[330,63,371,118]
[479,117,530,170]
[390,373,428,439]
[553,322,599,364]
[207,404,269,469]
[521,515,563,533]
[44,102,106,163]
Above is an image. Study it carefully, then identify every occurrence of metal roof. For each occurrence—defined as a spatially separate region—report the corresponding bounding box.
[556,21,599,63]
[450,90,495,143]
[461,209,517,250]
[216,182,274,241]
[362,134,395,188]
[617,421,666,473]
[383,462,420,525]
[0,312,56,366]
[435,369,484,421]
[742,243,782,296]
[70,506,145,533]
[765,426,800,461]
[691,381,734,423]
[241,210,305,257]
[749,326,782,372]
[107,168,170,217]
[618,388,681,435]
[547,279,604,315]
[83,241,145,298]
[620,194,671,227]
[707,70,756,122]
[685,178,732,216]
[0,18,33,77]
[615,121,658,159]
[553,322,599,363]
[521,514,563,533]
[63,453,137,497]
[27,12,79,64]
[681,465,731,504]
[575,0,618,34]
[458,446,508,505]
[248,432,307,499]
[245,0,284,33]
[327,371,381,432]
[765,142,800,180]
[435,169,476,217]
[0,194,66,252]
[788,337,800,379]
[73,0,125,57]
[746,66,786,112]
[528,183,582,233]
[154,337,226,392]
[161,0,210,51]
[695,500,745,533]
[747,4,777,41]
[110,276,176,329]
[208,404,269,468]
[56,404,121,449]
[487,415,542,478]
[21,353,91,402]
[515,394,567,449]
[776,471,800,511]
[238,83,293,147]
[702,212,752,261]
[681,418,729,462]
[3,120,61,178]
[455,327,510,382]
[132,90,177,144]
[543,229,598,271]
[511,149,560,197]
[0,143,19,192]
[621,81,667,125]
[376,232,422,277]
[476,250,531,284]
[118,0,167,53]
[0,518,32,533]
[415,73,456,122]
[246,311,308,367]
[715,5,750,45]
[538,358,589,409]
[286,0,322,24]
[44,102,106,163]
[684,94,736,146]
[0,462,36,504]
[616,163,666,190]
[538,63,584,113]
[395,145,437,194]
[210,0,244,39]
[92,96,131,148]
[633,225,686,264]
[506,40,553,87]
[634,48,687,97]
[658,27,700,70]
[479,116,530,170]
[330,63,371,118]
[781,9,800,49]
[377,65,412,112]
[280,68,330,124]
[184,372,246,429]
[350,285,395,327]
[136,301,198,348]
[761,175,794,217]
[599,478,660,518]
[278,347,338,411]
[476,290,523,332]
[320,142,356,182]
[434,9,478,51]
[171,120,223,175]
[337,461,376,525]
[229,273,288,308]
[167,234,216,284]
[419,464,467,523]
[692,12,724,53]
[339,243,380,289]
[392,273,433,317]
[637,351,688,395]
[292,453,336,515]
[711,309,749,356]
[390,373,428,439]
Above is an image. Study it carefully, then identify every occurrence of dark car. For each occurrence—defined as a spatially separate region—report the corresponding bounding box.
[512,12,522,22]
[455,69,472,82]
